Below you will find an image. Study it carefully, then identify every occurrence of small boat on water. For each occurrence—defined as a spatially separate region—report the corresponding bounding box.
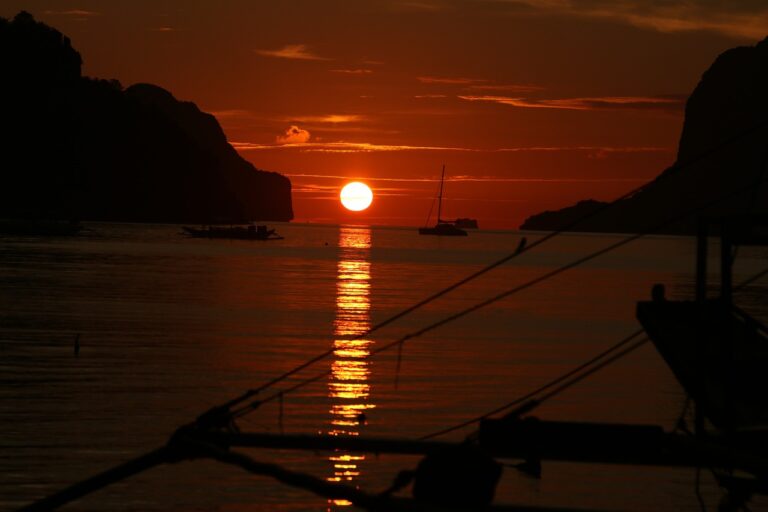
[419,165,468,237]
[418,222,468,236]
[182,224,284,240]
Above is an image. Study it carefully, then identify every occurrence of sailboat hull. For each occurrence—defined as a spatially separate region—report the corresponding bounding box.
[637,299,768,430]
[418,223,468,236]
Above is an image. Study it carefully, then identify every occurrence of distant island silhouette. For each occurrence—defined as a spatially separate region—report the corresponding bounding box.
[0,12,292,224]
[521,37,768,235]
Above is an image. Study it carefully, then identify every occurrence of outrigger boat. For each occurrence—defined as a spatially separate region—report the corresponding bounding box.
[636,215,768,506]
[18,216,768,512]
[638,215,768,432]
[182,224,284,240]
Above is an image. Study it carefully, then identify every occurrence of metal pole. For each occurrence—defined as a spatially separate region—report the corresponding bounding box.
[437,164,445,223]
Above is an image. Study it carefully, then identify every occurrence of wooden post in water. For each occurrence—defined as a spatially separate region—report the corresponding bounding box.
[694,219,708,437]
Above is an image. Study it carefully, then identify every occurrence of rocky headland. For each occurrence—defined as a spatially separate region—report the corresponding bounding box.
[521,37,768,234]
[0,12,292,223]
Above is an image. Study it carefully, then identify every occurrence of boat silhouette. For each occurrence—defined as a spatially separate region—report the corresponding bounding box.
[638,215,768,432]
[418,166,468,237]
[182,224,284,240]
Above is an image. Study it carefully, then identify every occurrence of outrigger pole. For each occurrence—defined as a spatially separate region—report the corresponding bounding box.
[202,422,768,474]
[18,447,171,512]
[18,418,768,512]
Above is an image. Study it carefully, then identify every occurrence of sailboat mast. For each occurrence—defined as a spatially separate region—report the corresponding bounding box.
[437,164,445,223]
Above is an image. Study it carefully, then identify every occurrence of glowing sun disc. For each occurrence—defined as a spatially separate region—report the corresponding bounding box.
[340,182,373,211]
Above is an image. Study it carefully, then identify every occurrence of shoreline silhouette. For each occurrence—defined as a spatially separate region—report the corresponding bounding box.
[521,37,768,235]
[0,12,292,225]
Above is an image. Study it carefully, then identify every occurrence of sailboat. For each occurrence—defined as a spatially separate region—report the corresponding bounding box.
[418,165,468,236]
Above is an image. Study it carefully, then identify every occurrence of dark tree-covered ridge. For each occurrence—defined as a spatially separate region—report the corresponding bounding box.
[0,11,293,223]
[521,37,768,235]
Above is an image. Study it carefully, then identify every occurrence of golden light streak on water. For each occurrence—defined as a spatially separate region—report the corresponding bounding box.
[326,226,376,508]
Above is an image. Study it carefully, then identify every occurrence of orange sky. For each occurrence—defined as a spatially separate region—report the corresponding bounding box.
[5,1,766,228]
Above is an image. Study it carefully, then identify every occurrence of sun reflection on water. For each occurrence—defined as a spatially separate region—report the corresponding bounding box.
[327,226,375,508]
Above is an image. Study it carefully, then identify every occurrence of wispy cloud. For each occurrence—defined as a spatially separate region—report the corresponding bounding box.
[286,173,649,184]
[211,111,365,125]
[495,145,671,154]
[418,76,487,85]
[233,140,671,154]
[467,83,545,93]
[291,183,344,194]
[291,114,365,124]
[210,109,253,119]
[44,9,100,17]
[458,94,686,112]
[287,173,438,182]
[43,9,100,21]
[419,77,546,93]
[394,1,449,12]
[292,182,413,196]
[235,141,473,153]
[414,94,449,99]
[210,111,374,133]
[330,68,374,74]
[499,1,768,40]
[150,26,175,32]
[447,176,647,183]
[276,126,311,144]
[255,44,330,61]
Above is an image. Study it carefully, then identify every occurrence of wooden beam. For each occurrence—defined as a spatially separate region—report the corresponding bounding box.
[195,438,610,512]
[197,430,457,455]
[481,419,768,477]
[198,423,768,476]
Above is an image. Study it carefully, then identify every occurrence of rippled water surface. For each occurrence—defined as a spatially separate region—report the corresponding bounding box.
[2,223,767,511]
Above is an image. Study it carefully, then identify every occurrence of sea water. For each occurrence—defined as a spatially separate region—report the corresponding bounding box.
[1,223,767,511]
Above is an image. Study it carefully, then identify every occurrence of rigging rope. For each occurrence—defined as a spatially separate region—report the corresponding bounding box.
[737,266,768,289]
[423,193,437,227]
[221,119,768,419]
[420,264,768,440]
[232,177,768,419]
[419,329,646,440]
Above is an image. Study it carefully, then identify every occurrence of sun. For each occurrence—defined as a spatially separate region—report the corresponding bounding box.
[340,182,373,211]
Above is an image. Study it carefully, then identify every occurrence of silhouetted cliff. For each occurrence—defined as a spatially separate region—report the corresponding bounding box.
[521,37,768,234]
[0,12,292,223]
